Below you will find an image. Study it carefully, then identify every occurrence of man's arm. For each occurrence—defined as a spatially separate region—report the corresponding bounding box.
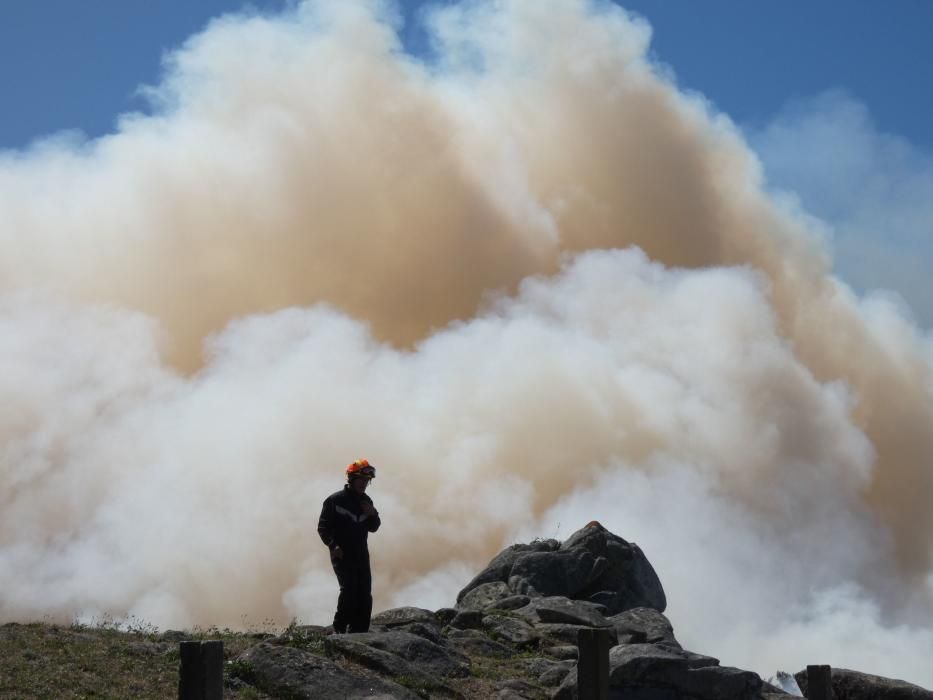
[362,498,381,533]
[317,497,337,548]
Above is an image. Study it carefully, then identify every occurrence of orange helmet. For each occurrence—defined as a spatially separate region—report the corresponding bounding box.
[346,459,376,480]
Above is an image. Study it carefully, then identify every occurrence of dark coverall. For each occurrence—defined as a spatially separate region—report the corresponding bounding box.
[317,485,381,633]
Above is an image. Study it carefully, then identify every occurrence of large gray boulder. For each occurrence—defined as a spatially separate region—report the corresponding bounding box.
[559,521,666,613]
[370,606,440,628]
[554,643,762,700]
[456,539,560,603]
[324,635,458,696]
[608,642,720,676]
[450,609,485,630]
[481,614,541,647]
[489,594,533,611]
[534,623,619,646]
[512,596,613,628]
[509,547,608,599]
[795,667,933,699]
[329,630,471,679]
[458,522,665,615]
[607,644,760,700]
[370,607,445,643]
[393,621,446,645]
[457,581,514,611]
[544,645,579,661]
[237,642,418,699]
[608,607,680,648]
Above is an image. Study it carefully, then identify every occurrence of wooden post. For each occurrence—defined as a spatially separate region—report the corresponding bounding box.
[179,641,203,700]
[577,628,610,700]
[806,665,832,700]
[201,640,224,700]
[179,640,224,700]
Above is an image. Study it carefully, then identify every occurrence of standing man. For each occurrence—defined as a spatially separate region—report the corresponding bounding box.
[317,459,381,633]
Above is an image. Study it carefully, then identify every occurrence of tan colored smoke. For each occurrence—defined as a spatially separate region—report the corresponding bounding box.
[1,0,931,684]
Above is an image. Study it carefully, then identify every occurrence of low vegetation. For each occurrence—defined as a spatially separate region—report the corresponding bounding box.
[0,620,273,699]
[0,619,546,699]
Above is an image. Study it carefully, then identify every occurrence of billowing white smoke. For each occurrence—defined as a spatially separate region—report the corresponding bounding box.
[1,0,932,686]
[750,89,933,327]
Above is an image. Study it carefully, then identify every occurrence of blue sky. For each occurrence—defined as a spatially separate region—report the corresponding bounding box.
[3,1,931,150]
[623,1,933,149]
[2,0,932,322]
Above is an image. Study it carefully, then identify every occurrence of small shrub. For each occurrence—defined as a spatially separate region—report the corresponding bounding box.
[394,674,432,698]
[227,658,257,685]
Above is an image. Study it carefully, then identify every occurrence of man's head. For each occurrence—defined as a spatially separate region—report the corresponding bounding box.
[346,459,376,494]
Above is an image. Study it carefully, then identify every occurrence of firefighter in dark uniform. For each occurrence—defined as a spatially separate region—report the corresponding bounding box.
[317,459,381,633]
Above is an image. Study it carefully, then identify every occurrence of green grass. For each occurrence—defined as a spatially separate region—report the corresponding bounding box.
[272,621,327,655]
[0,619,554,700]
[0,621,271,699]
[392,674,434,698]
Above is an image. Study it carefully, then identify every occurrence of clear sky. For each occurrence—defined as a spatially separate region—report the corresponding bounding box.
[619,0,933,149]
[2,0,932,322]
[2,1,931,150]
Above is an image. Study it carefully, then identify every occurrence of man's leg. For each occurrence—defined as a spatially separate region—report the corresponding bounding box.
[332,558,359,633]
[349,559,373,633]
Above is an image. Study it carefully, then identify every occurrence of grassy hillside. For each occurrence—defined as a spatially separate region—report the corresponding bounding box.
[0,621,273,699]
[0,620,543,699]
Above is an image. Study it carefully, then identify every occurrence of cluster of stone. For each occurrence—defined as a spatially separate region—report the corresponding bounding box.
[230,522,932,699]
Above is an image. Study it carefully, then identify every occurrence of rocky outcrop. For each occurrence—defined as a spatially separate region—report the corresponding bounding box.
[457,522,666,615]
[327,631,470,679]
[238,641,419,699]
[456,540,561,599]
[227,522,930,700]
[795,667,933,699]
[553,642,762,699]
[324,633,462,696]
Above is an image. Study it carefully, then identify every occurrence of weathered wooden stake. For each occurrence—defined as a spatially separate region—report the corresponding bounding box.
[201,640,224,700]
[806,664,832,700]
[179,640,224,700]
[577,627,610,700]
[179,641,203,700]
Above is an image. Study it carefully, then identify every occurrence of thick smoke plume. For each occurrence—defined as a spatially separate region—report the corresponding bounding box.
[2,0,931,685]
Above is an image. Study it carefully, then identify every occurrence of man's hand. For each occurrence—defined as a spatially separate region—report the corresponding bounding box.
[331,545,344,560]
[361,503,377,519]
